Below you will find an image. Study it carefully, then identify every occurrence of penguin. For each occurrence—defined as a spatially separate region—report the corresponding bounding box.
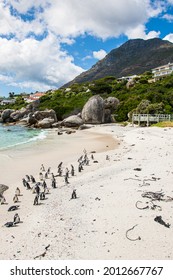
[13,213,20,224]
[0,195,6,205]
[35,184,40,196]
[52,179,56,188]
[15,187,20,196]
[40,164,45,172]
[30,175,36,183]
[25,175,30,182]
[4,221,15,228]
[33,195,39,205]
[106,155,110,160]
[13,194,19,203]
[58,162,63,168]
[64,175,69,184]
[26,182,31,190]
[39,172,43,181]
[8,205,19,212]
[40,192,45,200]
[22,178,27,187]
[71,190,77,199]
[50,173,55,180]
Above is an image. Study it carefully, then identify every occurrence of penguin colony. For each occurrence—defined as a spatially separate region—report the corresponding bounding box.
[1,149,100,228]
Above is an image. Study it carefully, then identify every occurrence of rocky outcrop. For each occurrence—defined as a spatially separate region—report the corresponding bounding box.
[104,109,113,123]
[81,95,119,124]
[10,108,29,121]
[103,96,119,123]
[104,97,119,111]
[36,118,55,129]
[0,107,58,129]
[1,109,15,122]
[81,95,105,124]
[26,113,37,126]
[33,109,57,122]
[62,115,83,127]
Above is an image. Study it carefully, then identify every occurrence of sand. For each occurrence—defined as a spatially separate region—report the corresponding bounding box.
[0,124,173,260]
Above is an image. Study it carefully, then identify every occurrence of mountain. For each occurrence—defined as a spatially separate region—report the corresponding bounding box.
[64,38,173,86]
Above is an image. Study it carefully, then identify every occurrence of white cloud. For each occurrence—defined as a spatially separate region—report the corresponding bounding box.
[125,24,160,40]
[1,1,164,40]
[0,0,167,92]
[82,55,92,61]
[162,14,173,21]
[163,33,173,43]
[5,0,47,14]
[0,1,44,40]
[93,49,107,60]
[40,0,163,40]
[0,34,84,91]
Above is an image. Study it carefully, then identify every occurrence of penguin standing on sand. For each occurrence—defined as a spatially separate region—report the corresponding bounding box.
[25,175,30,182]
[71,165,75,176]
[33,195,39,205]
[39,172,43,181]
[13,213,20,224]
[71,190,77,199]
[13,194,19,203]
[0,195,6,205]
[52,179,56,188]
[22,178,27,187]
[30,175,36,183]
[15,187,20,196]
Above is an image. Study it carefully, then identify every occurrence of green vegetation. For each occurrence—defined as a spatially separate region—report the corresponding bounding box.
[38,73,173,121]
[2,72,173,122]
[151,121,173,128]
[0,96,27,110]
[39,89,92,120]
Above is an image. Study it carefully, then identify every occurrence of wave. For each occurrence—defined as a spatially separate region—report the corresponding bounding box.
[0,129,47,151]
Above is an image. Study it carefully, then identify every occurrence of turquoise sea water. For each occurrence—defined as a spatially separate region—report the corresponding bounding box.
[0,124,46,150]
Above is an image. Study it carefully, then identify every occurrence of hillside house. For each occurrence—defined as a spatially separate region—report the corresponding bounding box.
[25,92,46,103]
[0,99,16,105]
[117,75,139,82]
[152,62,173,81]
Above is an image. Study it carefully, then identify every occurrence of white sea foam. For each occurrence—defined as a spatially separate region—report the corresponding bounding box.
[0,125,47,151]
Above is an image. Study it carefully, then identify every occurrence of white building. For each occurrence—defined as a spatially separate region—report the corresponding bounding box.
[0,99,16,105]
[117,75,139,82]
[152,62,173,81]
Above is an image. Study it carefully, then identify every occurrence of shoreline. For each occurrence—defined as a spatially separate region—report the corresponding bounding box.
[1,124,173,260]
[0,127,117,186]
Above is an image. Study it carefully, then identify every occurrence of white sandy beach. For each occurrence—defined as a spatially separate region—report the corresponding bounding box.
[0,124,173,260]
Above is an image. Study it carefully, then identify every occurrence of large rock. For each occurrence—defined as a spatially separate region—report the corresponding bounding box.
[26,113,37,126]
[33,109,57,122]
[62,115,83,127]
[1,109,15,122]
[104,109,113,123]
[104,97,119,111]
[36,118,55,129]
[81,95,105,124]
[10,108,29,121]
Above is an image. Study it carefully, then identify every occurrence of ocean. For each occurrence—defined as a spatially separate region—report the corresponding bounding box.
[0,123,47,150]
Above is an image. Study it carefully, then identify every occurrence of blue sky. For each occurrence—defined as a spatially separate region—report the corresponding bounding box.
[0,0,173,97]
